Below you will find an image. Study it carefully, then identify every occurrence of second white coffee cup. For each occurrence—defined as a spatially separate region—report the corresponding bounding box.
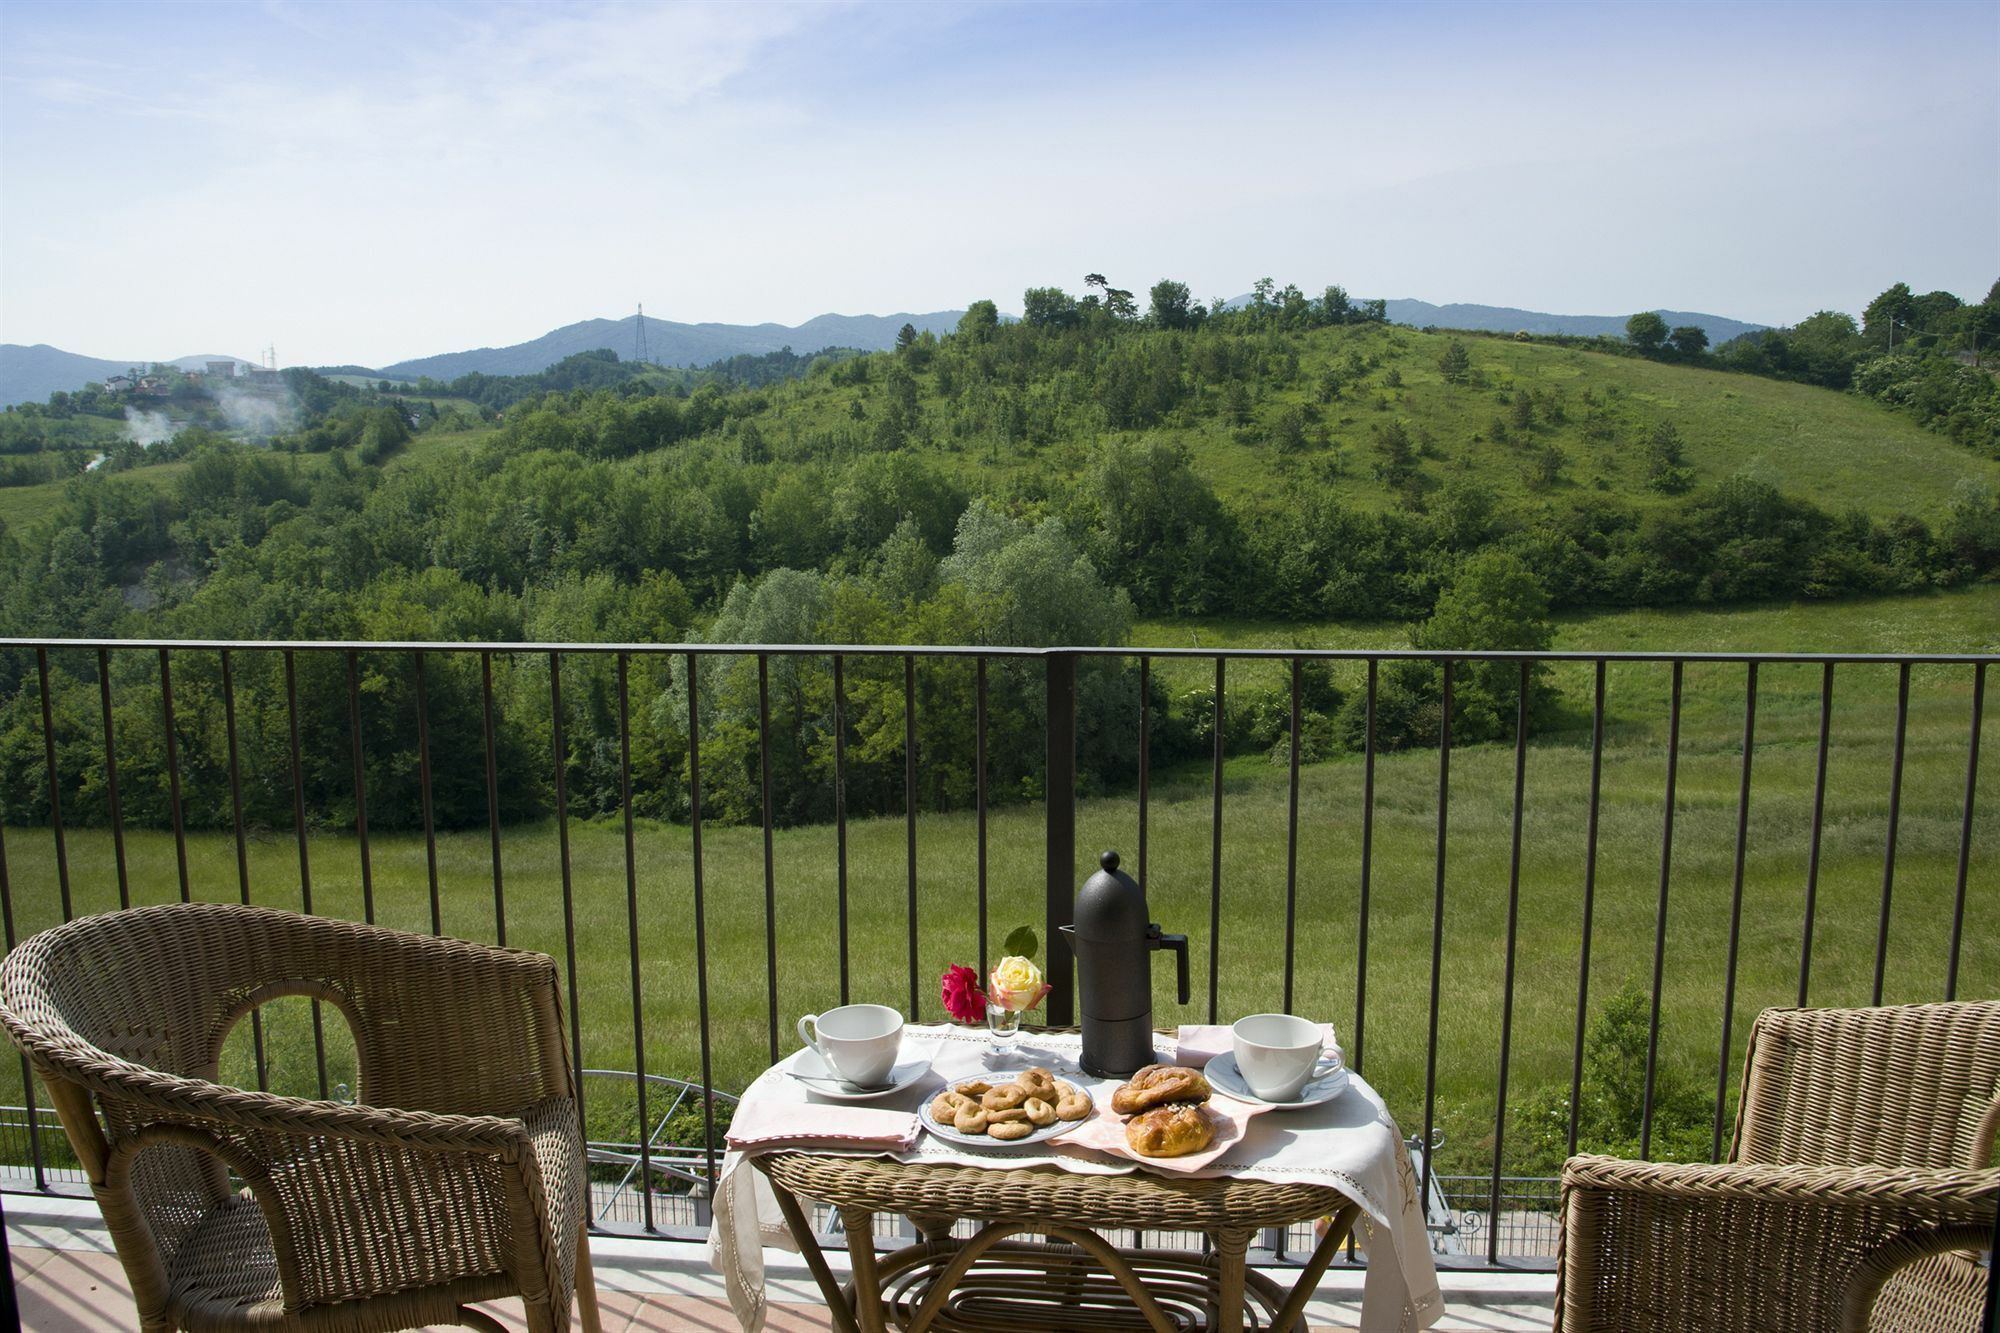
[797,1003,904,1087]
[1231,1012,1336,1102]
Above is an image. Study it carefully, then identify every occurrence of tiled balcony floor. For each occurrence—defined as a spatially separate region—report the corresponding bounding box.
[8,1196,1555,1331]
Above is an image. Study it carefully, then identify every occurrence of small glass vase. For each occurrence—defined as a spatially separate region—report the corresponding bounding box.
[985,1005,1023,1062]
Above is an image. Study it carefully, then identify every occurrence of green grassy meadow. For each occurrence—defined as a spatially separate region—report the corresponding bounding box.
[3,590,1993,1174]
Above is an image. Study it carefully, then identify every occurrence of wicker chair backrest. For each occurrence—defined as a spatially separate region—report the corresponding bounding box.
[1733,1001,2000,1172]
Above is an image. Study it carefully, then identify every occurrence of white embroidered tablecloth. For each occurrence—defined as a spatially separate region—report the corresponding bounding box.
[707,1023,1443,1332]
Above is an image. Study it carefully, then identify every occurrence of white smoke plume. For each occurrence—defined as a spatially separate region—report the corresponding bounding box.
[214,383,297,440]
[123,408,175,447]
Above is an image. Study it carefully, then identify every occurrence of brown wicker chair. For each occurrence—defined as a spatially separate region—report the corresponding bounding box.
[0,902,603,1333]
[1556,1000,2000,1332]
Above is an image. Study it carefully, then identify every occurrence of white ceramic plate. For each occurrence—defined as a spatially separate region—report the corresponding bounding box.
[919,1082,1094,1150]
[1203,1050,1350,1110]
[779,1045,935,1101]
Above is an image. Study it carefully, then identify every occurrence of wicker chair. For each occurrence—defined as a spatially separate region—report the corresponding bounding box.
[1557,1000,2000,1332]
[0,902,603,1333]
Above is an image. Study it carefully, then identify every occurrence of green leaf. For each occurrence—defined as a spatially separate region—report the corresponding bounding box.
[1003,925,1038,961]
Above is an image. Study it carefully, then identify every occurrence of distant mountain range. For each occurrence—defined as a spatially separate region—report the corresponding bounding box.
[2,300,1769,408]
[0,346,255,408]
[377,310,968,382]
[1380,300,1767,345]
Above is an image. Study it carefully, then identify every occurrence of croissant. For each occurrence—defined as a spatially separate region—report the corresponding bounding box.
[1124,1103,1217,1158]
[1110,1064,1212,1115]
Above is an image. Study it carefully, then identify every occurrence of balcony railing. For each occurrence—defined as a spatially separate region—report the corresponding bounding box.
[0,637,1991,1269]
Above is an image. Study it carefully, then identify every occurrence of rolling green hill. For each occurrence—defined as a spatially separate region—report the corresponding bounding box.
[707,320,1997,520]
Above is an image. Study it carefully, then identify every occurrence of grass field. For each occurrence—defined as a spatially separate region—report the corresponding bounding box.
[2,590,1992,1175]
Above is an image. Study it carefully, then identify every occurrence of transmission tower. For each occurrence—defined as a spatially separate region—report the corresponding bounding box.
[634,304,650,366]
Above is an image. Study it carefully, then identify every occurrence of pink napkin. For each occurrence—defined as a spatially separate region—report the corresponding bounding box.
[1052,1096,1268,1173]
[724,1100,920,1153]
[1174,1023,1340,1067]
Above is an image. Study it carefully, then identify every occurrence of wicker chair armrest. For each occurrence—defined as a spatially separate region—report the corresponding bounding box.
[1557,1155,1998,1333]
[1562,1153,2000,1211]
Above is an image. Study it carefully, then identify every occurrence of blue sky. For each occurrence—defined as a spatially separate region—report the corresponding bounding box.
[2,0,1995,367]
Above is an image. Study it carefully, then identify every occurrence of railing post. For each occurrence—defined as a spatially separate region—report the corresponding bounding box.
[1045,651,1077,1024]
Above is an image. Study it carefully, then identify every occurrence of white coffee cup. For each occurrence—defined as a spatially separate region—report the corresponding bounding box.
[1231,1013,1337,1102]
[796,1004,904,1088]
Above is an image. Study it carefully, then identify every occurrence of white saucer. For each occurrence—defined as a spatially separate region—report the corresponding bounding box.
[1203,1051,1350,1109]
[779,1046,935,1101]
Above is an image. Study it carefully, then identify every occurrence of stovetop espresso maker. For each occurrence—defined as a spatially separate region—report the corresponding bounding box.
[1059,850,1189,1078]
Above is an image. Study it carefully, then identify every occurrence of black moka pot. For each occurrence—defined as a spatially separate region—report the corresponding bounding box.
[1058,850,1190,1078]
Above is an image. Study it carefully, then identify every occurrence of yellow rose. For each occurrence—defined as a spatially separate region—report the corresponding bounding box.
[988,955,1048,1013]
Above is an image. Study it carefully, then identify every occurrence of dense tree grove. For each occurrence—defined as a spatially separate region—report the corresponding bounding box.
[2,276,1997,833]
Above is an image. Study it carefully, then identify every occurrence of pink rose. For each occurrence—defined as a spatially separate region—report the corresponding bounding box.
[940,963,987,1023]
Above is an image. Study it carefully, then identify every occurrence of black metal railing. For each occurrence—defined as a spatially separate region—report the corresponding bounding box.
[0,637,1991,1270]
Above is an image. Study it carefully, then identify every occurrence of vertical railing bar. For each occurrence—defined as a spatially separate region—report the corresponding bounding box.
[413,652,441,936]
[1208,655,1225,1024]
[904,654,919,1020]
[1712,662,1758,1162]
[1283,657,1302,1015]
[1138,656,1150,893]
[1355,659,1377,1077]
[1420,660,1453,1208]
[1044,653,1077,1024]
[219,650,267,1090]
[1566,660,1607,1158]
[158,647,190,904]
[1946,662,1985,1001]
[33,649,71,921]
[0,821,48,1190]
[481,652,506,946]
[1799,662,1834,1006]
[614,653,653,1232]
[344,649,374,925]
[834,655,851,1007]
[1640,660,1683,1161]
[976,657,989,981]
[687,652,720,1196]
[283,651,329,1099]
[1487,659,1531,1264]
[758,654,779,1066]
[548,653,584,1121]
[95,648,128,909]
[1873,661,1911,1006]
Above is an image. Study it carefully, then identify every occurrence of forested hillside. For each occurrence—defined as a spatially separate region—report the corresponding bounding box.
[2,278,1996,836]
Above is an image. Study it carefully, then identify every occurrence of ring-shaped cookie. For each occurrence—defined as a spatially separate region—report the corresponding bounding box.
[981,1084,1029,1112]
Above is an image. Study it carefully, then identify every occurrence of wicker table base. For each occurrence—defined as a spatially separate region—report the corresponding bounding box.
[868,1238,1304,1331]
[755,1154,1363,1333]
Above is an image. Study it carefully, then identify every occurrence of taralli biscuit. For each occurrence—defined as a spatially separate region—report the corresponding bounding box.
[986,1106,1029,1124]
[987,1119,1034,1140]
[930,1091,966,1120]
[1124,1103,1217,1158]
[1018,1068,1059,1099]
[1111,1064,1212,1115]
[953,1104,990,1134]
[1023,1096,1056,1127]
[953,1081,992,1097]
[981,1083,1029,1112]
[1055,1091,1092,1121]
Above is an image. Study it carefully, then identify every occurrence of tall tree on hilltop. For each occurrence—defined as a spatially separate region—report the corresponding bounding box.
[1149,279,1194,330]
[1669,325,1709,358]
[1625,311,1669,355]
